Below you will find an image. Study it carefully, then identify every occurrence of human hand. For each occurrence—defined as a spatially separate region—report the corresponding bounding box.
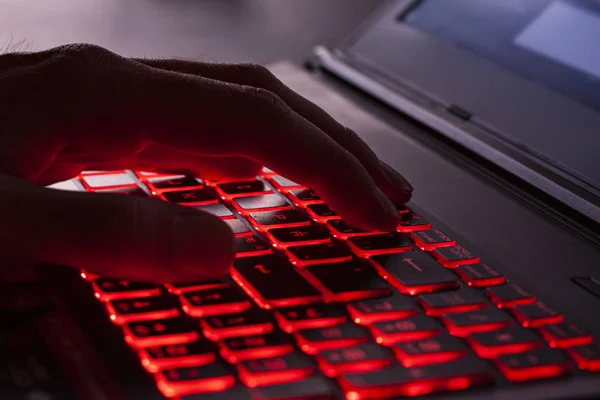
[0,44,413,283]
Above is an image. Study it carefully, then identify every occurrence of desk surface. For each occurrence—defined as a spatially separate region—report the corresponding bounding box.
[0,0,382,63]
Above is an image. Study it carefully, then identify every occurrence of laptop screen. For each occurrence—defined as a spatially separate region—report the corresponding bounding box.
[404,0,600,112]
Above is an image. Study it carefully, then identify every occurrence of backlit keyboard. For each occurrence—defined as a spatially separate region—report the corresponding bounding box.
[70,169,599,399]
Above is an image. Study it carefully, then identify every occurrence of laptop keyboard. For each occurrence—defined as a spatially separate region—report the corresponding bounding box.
[71,169,599,399]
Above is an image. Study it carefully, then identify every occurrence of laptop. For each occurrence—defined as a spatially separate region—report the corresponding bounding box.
[4,0,600,399]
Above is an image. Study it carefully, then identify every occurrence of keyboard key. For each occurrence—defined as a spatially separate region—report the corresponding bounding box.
[232,194,291,214]
[317,344,394,377]
[200,310,273,341]
[494,347,571,382]
[235,236,273,258]
[165,279,230,295]
[215,180,272,199]
[326,220,379,240]
[161,189,218,205]
[456,263,506,287]
[265,225,331,249]
[218,333,294,364]
[195,204,234,219]
[486,284,536,308]
[304,262,392,301]
[418,289,489,317]
[512,302,563,328]
[347,233,413,257]
[237,352,314,388]
[338,357,493,399]
[539,322,593,349]
[410,229,456,251]
[286,242,352,267]
[180,287,251,317]
[306,203,340,222]
[138,340,216,373]
[92,279,161,302]
[250,375,337,400]
[370,251,459,295]
[467,327,542,358]
[260,167,276,177]
[123,317,199,349]
[396,211,431,233]
[442,309,514,337]
[81,172,136,189]
[269,176,305,192]
[96,186,149,197]
[347,296,419,325]
[370,315,443,346]
[294,323,370,355]
[432,245,480,268]
[568,342,600,372]
[248,209,311,231]
[288,188,322,206]
[149,176,203,191]
[393,334,469,367]
[224,218,252,237]
[106,295,179,324]
[155,362,235,398]
[275,304,347,333]
[232,255,322,309]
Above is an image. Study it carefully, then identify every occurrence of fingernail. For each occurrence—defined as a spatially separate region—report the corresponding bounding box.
[379,161,413,192]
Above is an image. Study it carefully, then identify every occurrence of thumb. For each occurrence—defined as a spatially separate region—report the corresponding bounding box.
[0,174,234,283]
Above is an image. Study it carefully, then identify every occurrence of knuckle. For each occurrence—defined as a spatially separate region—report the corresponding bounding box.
[51,43,114,68]
[237,63,283,91]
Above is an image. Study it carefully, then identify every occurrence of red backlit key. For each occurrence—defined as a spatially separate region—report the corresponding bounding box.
[219,333,294,364]
[347,296,418,325]
[165,279,230,295]
[232,194,291,214]
[260,167,276,177]
[418,289,488,317]
[269,176,305,192]
[200,310,273,341]
[265,225,331,249]
[148,176,203,191]
[347,233,412,257]
[540,322,593,349]
[442,308,513,337]
[287,242,352,267]
[180,287,251,317]
[107,295,179,324]
[370,315,443,346]
[396,211,431,233]
[294,323,370,355]
[250,375,337,400]
[486,284,535,308]
[138,340,216,373]
[81,172,136,189]
[338,357,493,399]
[195,203,234,219]
[237,352,314,388]
[155,361,235,398]
[432,245,479,268]
[123,317,199,349]
[275,304,347,333]
[317,344,394,377]
[494,347,571,382]
[215,180,272,199]
[393,334,469,367]
[235,236,273,257]
[161,189,218,205]
[370,251,459,295]
[467,327,542,358]
[456,263,506,287]
[325,220,379,240]
[288,188,322,206]
[303,262,392,302]
[96,186,149,197]
[224,218,252,237]
[512,301,563,328]
[92,279,161,302]
[410,229,455,251]
[306,203,340,222]
[248,209,311,231]
[232,255,322,309]
[569,342,600,372]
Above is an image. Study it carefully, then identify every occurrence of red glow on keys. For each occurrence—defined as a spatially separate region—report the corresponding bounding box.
[92,284,161,302]
[396,351,463,368]
[319,359,391,378]
[107,307,179,325]
[80,270,97,281]
[239,368,312,388]
[446,321,510,338]
[275,312,346,334]
[138,348,216,373]
[473,342,538,359]
[421,303,486,318]
[155,372,235,398]
[124,332,199,350]
[200,319,273,342]
[218,341,294,364]
[496,363,569,382]
[295,335,368,356]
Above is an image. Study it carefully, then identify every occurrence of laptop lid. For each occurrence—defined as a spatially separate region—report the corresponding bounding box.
[315,0,600,224]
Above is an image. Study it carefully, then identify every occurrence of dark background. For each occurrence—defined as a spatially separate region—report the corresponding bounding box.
[0,0,383,63]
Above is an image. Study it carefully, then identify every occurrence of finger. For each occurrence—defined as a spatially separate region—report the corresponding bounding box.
[133,59,413,204]
[1,173,234,283]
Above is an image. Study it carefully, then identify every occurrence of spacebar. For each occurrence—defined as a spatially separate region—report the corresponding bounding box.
[231,255,323,309]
